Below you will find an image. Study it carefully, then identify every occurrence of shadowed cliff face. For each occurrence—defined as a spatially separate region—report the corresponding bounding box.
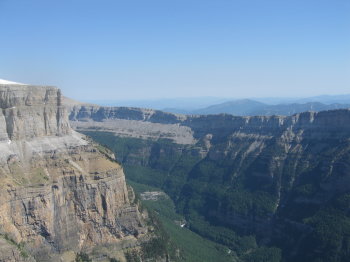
[69,105,350,262]
[0,85,144,262]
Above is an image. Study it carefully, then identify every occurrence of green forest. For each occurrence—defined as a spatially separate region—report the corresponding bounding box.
[84,131,350,262]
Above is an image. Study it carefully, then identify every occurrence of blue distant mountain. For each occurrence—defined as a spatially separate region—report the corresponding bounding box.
[164,99,350,116]
[87,94,350,116]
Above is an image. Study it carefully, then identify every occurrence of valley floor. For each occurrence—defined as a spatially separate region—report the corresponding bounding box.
[127,180,236,262]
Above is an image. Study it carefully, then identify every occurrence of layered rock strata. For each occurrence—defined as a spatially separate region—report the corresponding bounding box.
[68,104,195,144]
[68,103,350,145]
[0,84,144,261]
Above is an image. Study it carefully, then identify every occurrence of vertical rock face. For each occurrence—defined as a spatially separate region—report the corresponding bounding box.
[0,84,144,261]
[0,85,70,140]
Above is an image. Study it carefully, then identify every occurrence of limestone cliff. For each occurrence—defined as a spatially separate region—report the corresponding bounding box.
[0,84,144,262]
[68,104,195,144]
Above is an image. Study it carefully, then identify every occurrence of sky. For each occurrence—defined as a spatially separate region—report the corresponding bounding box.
[0,0,349,101]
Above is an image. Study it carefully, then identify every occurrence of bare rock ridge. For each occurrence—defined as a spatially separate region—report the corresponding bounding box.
[68,103,350,143]
[68,103,195,144]
[0,83,144,261]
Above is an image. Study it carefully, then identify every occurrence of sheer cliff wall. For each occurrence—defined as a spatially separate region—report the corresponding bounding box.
[0,85,144,262]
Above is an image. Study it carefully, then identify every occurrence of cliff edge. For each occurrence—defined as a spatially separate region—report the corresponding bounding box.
[0,83,145,261]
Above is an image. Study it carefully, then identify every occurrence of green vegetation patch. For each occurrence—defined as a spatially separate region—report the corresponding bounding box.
[128,180,236,262]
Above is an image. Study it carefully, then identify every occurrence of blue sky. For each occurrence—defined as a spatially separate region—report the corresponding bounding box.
[0,0,349,101]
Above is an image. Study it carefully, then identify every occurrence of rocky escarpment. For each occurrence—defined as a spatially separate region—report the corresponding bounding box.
[0,85,145,262]
[0,86,70,141]
[68,103,350,142]
[68,104,195,144]
[69,104,350,262]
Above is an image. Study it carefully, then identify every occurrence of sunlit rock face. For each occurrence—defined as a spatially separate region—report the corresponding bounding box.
[0,83,144,262]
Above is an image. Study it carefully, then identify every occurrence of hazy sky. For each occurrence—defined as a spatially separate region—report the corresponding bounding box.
[0,0,349,101]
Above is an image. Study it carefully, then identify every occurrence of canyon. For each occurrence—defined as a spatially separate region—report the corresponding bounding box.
[69,103,350,262]
[0,82,349,262]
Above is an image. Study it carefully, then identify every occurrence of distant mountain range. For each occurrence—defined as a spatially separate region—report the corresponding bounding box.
[87,94,350,116]
[255,94,350,105]
[163,99,350,116]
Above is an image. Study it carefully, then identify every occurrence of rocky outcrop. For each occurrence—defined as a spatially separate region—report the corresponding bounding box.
[0,86,70,141]
[0,84,145,261]
[68,104,186,123]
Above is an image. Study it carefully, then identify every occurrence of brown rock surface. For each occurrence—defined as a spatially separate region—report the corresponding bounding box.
[0,83,144,261]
